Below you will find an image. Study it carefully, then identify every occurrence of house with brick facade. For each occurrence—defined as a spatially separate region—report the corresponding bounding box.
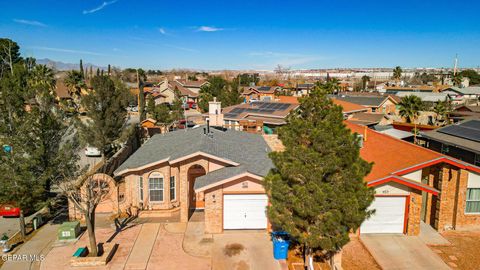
[112,126,274,233]
[346,122,480,235]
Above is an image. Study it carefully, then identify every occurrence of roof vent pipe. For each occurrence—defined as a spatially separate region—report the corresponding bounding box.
[206,118,210,134]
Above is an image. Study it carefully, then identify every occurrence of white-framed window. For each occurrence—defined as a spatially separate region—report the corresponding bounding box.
[149,173,164,202]
[466,188,480,213]
[139,176,144,201]
[170,176,176,201]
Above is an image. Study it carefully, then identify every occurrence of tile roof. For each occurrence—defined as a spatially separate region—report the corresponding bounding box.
[276,96,300,104]
[169,81,198,98]
[175,79,208,88]
[114,126,274,188]
[331,98,369,113]
[345,121,442,181]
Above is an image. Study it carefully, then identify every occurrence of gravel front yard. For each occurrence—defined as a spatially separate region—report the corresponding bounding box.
[429,230,480,270]
[342,236,381,270]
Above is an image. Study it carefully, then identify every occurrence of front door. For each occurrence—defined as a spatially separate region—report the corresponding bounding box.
[189,173,205,209]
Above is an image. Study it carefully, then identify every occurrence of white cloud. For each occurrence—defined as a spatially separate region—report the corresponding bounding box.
[158,28,167,35]
[31,46,108,56]
[83,0,118,14]
[13,19,47,27]
[196,26,224,32]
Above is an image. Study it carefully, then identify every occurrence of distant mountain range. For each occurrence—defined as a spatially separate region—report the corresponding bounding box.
[36,58,106,71]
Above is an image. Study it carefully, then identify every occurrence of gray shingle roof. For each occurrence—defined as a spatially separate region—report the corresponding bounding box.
[114,126,274,189]
[444,87,480,95]
[333,95,388,107]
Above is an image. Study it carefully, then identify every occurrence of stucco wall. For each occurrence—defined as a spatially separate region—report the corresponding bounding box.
[204,177,266,234]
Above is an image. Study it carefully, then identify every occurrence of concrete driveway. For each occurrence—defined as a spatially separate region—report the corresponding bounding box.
[361,234,450,270]
[212,231,281,270]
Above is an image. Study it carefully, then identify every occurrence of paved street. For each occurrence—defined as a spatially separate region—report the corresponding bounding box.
[0,215,36,239]
[1,224,59,270]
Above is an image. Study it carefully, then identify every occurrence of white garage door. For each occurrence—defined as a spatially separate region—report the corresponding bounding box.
[360,196,406,234]
[223,194,268,230]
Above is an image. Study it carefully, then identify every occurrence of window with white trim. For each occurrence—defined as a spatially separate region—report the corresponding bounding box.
[466,188,480,213]
[170,176,176,201]
[139,176,144,201]
[149,175,164,202]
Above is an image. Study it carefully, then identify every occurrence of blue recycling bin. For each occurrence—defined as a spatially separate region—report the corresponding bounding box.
[271,231,290,260]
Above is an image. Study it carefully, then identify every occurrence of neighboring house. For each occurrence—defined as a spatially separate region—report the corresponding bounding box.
[332,99,371,116]
[241,86,282,102]
[419,120,480,167]
[333,95,398,114]
[169,80,199,102]
[113,126,274,233]
[145,88,168,105]
[450,105,480,122]
[441,87,480,105]
[395,92,450,104]
[292,83,315,96]
[347,112,390,126]
[346,122,480,235]
[222,101,299,128]
[384,85,436,94]
[175,79,209,95]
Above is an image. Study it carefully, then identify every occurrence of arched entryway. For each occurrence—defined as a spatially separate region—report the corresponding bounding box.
[187,164,206,210]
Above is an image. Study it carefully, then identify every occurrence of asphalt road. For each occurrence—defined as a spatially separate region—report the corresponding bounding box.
[0,215,35,238]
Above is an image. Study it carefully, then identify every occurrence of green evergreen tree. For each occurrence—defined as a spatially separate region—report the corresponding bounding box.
[78,75,129,155]
[146,95,156,116]
[264,85,374,266]
[153,103,171,124]
[79,59,84,78]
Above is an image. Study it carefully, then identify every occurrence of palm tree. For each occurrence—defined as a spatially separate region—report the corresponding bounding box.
[433,100,452,126]
[64,70,86,99]
[28,65,56,110]
[324,77,340,94]
[392,66,403,81]
[398,95,423,123]
[361,75,371,91]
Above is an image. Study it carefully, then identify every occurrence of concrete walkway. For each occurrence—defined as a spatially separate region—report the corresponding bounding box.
[124,223,160,270]
[212,231,281,270]
[361,235,451,270]
[419,222,450,246]
[182,217,212,257]
[147,225,210,270]
[2,224,59,270]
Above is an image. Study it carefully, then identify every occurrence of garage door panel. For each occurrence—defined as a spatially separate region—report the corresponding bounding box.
[223,194,267,230]
[361,196,406,234]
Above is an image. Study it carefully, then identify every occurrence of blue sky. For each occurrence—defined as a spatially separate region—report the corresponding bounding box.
[1,0,479,70]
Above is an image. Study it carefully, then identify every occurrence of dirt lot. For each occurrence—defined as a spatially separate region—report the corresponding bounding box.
[429,230,480,270]
[342,236,381,270]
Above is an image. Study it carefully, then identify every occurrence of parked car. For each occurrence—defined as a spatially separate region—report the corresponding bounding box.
[0,203,21,217]
[170,119,196,131]
[85,146,102,157]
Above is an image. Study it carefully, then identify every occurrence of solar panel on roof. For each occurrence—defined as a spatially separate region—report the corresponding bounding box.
[438,120,480,142]
[278,104,290,110]
[462,120,480,130]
